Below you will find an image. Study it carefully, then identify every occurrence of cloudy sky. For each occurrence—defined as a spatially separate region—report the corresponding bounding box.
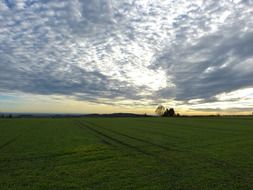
[0,0,253,114]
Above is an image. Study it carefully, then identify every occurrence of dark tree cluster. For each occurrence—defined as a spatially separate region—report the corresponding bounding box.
[0,114,12,118]
[163,108,175,117]
[155,105,180,117]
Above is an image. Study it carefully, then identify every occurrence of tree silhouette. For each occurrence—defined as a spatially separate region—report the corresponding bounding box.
[156,106,177,117]
[155,105,166,116]
[168,108,175,117]
[163,108,175,117]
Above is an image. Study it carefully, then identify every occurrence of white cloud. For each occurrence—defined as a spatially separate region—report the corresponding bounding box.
[215,88,253,101]
[0,0,253,113]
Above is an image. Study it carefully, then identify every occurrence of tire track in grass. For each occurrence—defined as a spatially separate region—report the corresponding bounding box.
[135,118,251,149]
[75,120,155,157]
[70,120,253,182]
[131,119,253,175]
[0,151,113,171]
[0,151,78,163]
[0,135,20,150]
[75,121,115,147]
[84,120,179,152]
[119,120,186,145]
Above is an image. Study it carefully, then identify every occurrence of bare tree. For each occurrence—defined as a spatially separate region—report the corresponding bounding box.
[155,105,166,116]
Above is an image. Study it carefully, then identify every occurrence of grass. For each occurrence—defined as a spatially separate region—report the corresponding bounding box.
[0,117,253,189]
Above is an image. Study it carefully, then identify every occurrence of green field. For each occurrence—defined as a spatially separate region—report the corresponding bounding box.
[0,117,253,190]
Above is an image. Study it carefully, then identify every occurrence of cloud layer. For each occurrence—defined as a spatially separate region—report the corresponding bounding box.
[0,0,253,112]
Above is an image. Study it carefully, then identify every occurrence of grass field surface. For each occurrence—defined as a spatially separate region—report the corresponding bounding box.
[0,117,252,189]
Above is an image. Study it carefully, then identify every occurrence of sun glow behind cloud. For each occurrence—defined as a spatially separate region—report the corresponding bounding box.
[0,0,253,114]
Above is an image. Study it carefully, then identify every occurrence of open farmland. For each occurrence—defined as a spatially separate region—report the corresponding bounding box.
[0,117,253,190]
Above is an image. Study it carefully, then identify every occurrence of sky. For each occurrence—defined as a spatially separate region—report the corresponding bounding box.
[0,0,253,115]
